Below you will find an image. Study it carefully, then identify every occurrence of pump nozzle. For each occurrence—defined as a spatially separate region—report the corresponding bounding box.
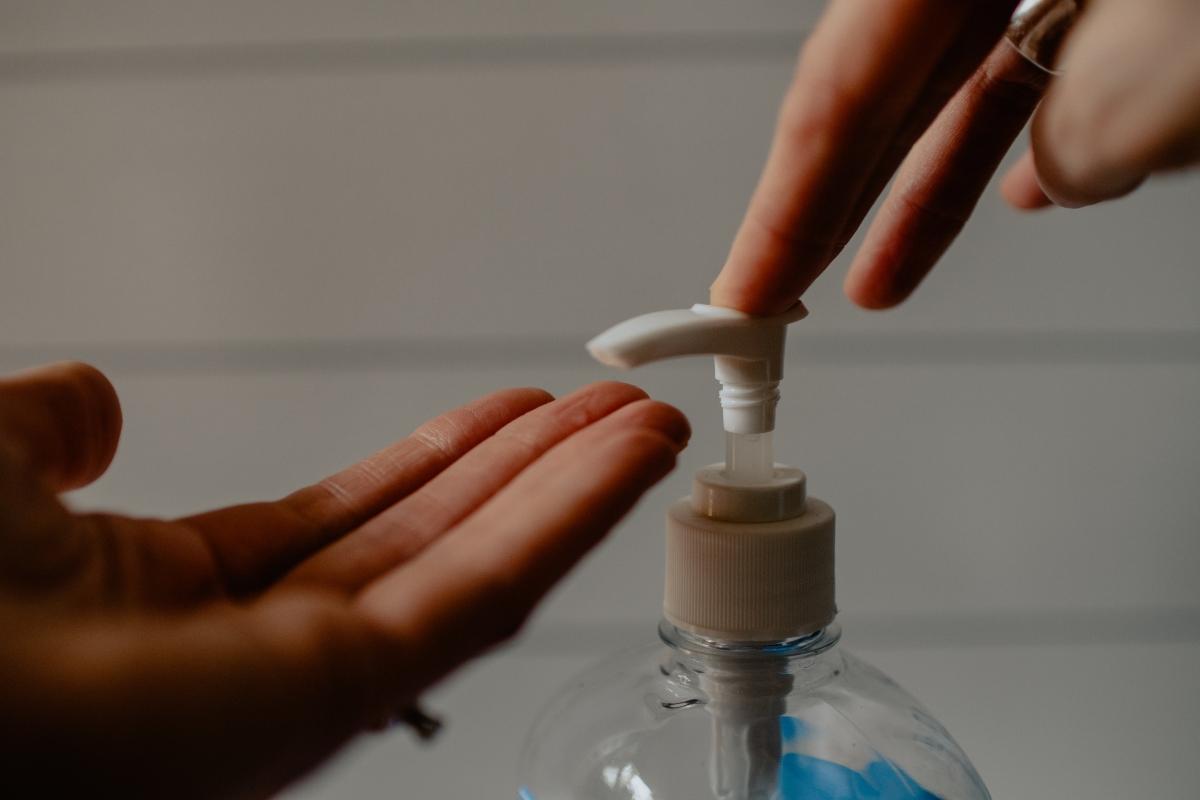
[587,302,807,437]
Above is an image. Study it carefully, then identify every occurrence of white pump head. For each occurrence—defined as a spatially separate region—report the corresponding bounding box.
[587,302,807,435]
[587,302,834,642]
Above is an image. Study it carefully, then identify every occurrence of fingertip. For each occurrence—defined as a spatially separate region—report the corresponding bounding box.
[71,362,123,487]
[1000,150,1055,211]
[709,276,753,314]
[845,283,904,311]
[710,274,798,317]
[1001,182,1055,211]
[63,361,123,455]
[843,264,910,311]
[607,399,691,451]
[659,406,692,451]
[507,386,556,404]
[608,427,681,481]
[2,361,123,489]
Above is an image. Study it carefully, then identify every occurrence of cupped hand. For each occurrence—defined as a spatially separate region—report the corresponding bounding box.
[712,0,1200,313]
[0,362,688,799]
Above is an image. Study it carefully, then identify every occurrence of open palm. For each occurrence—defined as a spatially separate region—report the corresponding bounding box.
[0,362,688,799]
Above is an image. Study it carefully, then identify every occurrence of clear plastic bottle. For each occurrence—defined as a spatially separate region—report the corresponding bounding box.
[519,304,990,799]
[517,621,990,800]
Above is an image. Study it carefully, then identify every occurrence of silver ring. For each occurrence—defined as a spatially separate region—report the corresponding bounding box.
[1006,0,1088,75]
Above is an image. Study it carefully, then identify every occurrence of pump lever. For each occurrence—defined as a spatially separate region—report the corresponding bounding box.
[587,302,807,435]
[587,302,807,380]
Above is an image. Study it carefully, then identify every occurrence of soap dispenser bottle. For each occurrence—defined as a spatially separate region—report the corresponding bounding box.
[516,304,990,800]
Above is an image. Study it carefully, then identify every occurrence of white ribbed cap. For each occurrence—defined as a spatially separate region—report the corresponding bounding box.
[664,465,835,642]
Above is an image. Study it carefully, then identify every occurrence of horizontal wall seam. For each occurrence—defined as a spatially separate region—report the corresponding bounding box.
[0,30,806,84]
[2,330,1199,375]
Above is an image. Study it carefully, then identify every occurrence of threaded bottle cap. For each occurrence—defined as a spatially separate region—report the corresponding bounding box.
[663,465,835,642]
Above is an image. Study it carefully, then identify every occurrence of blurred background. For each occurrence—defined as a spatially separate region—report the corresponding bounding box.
[2,2,1198,797]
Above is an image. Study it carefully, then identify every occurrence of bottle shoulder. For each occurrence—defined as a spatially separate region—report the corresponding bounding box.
[519,637,989,800]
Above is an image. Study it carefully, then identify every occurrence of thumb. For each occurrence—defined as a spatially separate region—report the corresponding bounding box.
[1030,0,1200,208]
[0,362,122,492]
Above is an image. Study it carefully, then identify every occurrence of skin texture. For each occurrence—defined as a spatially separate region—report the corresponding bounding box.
[711,0,1200,314]
[0,362,689,798]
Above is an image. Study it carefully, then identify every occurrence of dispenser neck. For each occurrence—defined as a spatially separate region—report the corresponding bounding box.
[658,619,842,664]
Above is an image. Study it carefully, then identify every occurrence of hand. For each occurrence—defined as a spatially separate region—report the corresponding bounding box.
[711,0,1200,313]
[0,362,689,799]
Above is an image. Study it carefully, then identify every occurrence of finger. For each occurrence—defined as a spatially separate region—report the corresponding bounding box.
[833,3,1023,258]
[711,0,1018,315]
[844,40,1049,308]
[2,591,390,799]
[358,415,684,692]
[181,387,553,595]
[1000,148,1054,210]
[0,362,121,491]
[283,382,682,594]
[1031,0,1200,208]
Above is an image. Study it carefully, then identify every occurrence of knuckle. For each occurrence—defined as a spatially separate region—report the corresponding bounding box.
[745,213,842,260]
[491,426,546,462]
[410,419,463,461]
[896,191,971,232]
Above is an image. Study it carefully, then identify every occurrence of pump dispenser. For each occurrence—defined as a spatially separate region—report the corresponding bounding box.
[517,304,990,800]
[589,303,834,798]
[588,303,834,643]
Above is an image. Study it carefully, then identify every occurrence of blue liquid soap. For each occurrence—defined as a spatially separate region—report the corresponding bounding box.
[778,756,939,800]
[776,718,940,800]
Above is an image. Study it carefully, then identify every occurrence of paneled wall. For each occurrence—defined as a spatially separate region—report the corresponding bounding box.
[3,4,1198,797]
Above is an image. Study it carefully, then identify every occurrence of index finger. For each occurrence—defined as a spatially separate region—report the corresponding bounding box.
[181,386,554,594]
[711,0,1016,314]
